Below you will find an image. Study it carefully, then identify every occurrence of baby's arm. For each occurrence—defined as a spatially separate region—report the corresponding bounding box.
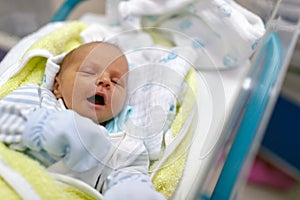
[22,108,113,172]
[0,84,41,144]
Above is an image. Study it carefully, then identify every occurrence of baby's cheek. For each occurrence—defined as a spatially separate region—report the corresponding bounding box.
[62,91,74,109]
[111,90,126,114]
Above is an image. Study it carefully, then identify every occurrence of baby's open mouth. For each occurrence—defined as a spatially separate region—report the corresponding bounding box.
[87,94,105,105]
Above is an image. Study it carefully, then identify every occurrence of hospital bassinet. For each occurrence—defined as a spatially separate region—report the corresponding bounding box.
[0,0,299,199]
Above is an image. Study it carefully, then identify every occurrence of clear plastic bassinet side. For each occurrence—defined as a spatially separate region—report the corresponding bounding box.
[48,0,300,199]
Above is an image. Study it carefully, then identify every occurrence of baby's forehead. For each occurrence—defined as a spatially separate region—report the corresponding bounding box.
[60,42,128,73]
[73,42,125,61]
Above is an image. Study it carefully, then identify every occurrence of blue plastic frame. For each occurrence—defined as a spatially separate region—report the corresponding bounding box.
[210,32,283,199]
[51,0,85,22]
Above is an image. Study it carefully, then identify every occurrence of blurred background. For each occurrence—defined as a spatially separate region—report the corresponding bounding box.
[0,0,299,199]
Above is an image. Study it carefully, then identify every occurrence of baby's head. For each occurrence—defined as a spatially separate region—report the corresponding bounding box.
[54,41,128,125]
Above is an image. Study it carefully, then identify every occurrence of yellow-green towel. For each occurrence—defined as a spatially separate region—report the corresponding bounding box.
[151,68,198,199]
[0,21,87,99]
[0,142,97,200]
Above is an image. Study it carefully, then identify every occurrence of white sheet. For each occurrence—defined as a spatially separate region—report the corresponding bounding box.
[113,0,265,69]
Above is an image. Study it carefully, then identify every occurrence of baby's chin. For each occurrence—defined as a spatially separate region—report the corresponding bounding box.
[77,109,119,125]
[95,114,115,125]
[88,115,107,125]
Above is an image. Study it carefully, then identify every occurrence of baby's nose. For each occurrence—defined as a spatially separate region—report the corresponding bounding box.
[96,74,111,88]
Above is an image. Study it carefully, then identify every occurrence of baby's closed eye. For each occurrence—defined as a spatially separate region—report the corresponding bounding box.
[111,77,126,87]
[78,69,97,76]
[111,78,121,84]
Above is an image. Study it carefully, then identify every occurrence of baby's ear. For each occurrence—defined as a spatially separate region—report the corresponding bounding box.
[53,77,62,99]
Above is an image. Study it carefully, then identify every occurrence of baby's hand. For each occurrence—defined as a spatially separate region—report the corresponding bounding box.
[23,108,112,172]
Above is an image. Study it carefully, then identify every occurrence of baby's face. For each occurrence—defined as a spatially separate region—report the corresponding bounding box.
[54,42,128,124]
